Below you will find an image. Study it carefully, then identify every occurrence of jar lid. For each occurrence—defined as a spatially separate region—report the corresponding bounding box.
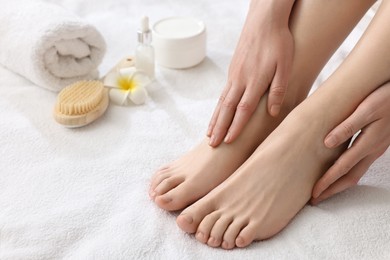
[153,17,205,41]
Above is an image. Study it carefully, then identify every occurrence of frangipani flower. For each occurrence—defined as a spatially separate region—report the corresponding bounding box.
[103,67,151,106]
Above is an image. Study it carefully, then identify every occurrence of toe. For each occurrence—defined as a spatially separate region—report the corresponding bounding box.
[207,216,232,248]
[156,180,207,211]
[154,182,190,211]
[149,172,171,195]
[177,201,215,233]
[235,223,257,248]
[195,212,220,244]
[176,213,196,233]
[222,219,247,250]
[156,164,170,172]
[154,176,184,197]
[154,194,175,210]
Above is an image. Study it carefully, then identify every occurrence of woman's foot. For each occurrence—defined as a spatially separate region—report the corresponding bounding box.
[176,109,345,249]
[149,139,251,211]
[149,95,290,211]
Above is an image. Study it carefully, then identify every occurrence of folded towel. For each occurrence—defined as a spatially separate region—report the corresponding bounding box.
[0,0,106,92]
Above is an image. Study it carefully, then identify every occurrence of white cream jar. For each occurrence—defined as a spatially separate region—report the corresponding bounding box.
[152,17,206,69]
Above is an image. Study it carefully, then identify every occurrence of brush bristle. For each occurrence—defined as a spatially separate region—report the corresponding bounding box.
[56,81,104,115]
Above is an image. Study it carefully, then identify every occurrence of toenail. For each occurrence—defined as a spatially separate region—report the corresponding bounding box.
[236,236,245,247]
[222,240,230,249]
[160,196,172,203]
[208,237,216,245]
[180,214,193,224]
[196,231,205,241]
[209,236,221,246]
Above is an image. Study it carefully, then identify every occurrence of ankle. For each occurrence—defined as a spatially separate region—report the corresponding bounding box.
[278,88,309,118]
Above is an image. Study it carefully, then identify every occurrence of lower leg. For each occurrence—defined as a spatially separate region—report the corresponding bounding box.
[149,0,374,211]
[298,0,390,131]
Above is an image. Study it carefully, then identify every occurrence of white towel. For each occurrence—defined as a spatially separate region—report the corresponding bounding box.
[0,1,388,259]
[0,0,106,92]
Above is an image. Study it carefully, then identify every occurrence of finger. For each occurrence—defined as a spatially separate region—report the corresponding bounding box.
[324,104,371,149]
[209,84,245,147]
[313,129,375,198]
[268,60,290,117]
[313,118,388,198]
[311,153,379,205]
[207,83,232,137]
[224,86,262,144]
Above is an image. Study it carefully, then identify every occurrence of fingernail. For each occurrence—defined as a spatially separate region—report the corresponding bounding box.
[150,191,156,198]
[270,105,280,117]
[312,187,323,198]
[312,190,322,199]
[207,126,212,137]
[315,193,326,202]
[224,132,231,143]
[325,135,338,148]
[209,135,216,146]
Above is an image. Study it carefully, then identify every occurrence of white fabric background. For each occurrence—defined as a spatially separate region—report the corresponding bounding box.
[0,0,388,259]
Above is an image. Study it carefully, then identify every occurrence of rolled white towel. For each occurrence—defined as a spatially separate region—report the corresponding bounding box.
[0,0,106,91]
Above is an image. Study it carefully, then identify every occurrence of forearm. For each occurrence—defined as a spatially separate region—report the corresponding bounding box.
[234,0,295,59]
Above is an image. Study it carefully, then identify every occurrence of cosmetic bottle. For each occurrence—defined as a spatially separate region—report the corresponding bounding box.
[135,16,155,79]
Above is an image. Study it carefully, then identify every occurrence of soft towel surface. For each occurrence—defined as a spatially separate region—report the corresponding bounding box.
[0,0,388,259]
[0,0,106,91]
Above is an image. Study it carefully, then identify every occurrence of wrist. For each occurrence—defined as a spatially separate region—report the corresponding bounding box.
[248,0,295,27]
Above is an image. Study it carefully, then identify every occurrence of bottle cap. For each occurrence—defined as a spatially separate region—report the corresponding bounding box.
[138,16,152,44]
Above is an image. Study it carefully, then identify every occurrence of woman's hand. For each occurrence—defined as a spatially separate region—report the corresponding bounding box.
[311,82,390,204]
[207,0,295,147]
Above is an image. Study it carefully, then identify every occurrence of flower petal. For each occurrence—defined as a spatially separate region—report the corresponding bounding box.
[109,88,131,106]
[132,72,152,87]
[103,71,120,88]
[119,67,137,79]
[129,86,148,105]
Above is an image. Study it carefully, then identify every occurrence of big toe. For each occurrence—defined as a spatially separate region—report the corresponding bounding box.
[153,176,184,198]
[154,182,194,211]
[176,201,215,233]
[176,214,197,233]
[155,180,209,211]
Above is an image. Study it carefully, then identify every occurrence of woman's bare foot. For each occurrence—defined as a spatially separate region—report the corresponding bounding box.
[150,139,251,211]
[149,95,290,211]
[176,109,345,249]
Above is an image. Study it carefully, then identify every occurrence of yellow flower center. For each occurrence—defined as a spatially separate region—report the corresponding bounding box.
[117,76,137,91]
